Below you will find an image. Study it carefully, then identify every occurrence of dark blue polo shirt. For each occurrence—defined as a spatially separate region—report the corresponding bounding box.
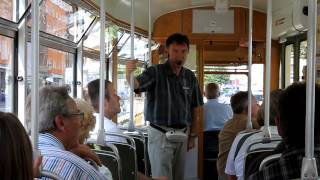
[135,60,204,127]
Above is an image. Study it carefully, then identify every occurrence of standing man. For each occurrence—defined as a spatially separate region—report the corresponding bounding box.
[204,83,233,131]
[126,33,204,180]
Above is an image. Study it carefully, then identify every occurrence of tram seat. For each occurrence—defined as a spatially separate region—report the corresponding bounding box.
[95,150,121,180]
[111,142,138,180]
[124,131,150,176]
[243,149,274,179]
[203,130,220,180]
[87,143,122,180]
[243,138,282,179]
[259,153,282,171]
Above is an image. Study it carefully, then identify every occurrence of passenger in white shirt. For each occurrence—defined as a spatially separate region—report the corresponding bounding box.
[87,79,126,143]
[225,89,283,180]
[204,83,233,131]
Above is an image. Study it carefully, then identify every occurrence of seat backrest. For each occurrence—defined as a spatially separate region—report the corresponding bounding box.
[203,130,220,159]
[259,153,282,171]
[244,150,274,179]
[112,142,137,180]
[96,151,121,180]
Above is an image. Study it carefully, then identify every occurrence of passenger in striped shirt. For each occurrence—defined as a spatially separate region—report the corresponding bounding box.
[26,86,108,180]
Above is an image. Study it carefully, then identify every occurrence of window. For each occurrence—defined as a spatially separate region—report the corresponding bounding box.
[117,63,146,127]
[26,43,74,96]
[83,57,101,87]
[0,35,14,112]
[299,41,307,81]
[284,44,294,87]
[0,0,14,21]
[27,0,94,42]
[204,64,264,104]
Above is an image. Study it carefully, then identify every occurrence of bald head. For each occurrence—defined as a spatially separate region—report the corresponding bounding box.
[205,83,219,99]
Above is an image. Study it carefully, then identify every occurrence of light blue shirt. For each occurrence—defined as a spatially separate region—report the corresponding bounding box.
[38,133,107,180]
[204,99,233,131]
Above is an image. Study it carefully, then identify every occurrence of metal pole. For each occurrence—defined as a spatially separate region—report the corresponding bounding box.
[148,0,152,66]
[247,0,253,130]
[301,0,318,179]
[263,0,272,139]
[97,0,106,145]
[128,0,136,131]
[31,0,39,152]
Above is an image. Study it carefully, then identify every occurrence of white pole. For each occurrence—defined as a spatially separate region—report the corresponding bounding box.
[31,0,39,152]
[263,0,272,139]
[148,0,152,66]
[301,0,318,179]
[97,0,106,145]
[247,0,253,130]
[128,0,136,131]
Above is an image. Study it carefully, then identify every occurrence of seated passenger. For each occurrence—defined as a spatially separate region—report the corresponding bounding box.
[26,86,107,180]
[75,98,113,180]
[0,112,41,180]
[225,89,283,180]
[204,83,233,131]
[217,91,260,179]
[87,79,126,143]
[74,98,167,180]
[249,82,320,180]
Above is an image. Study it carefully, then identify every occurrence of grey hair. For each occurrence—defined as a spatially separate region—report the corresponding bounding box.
[25,86,71,133]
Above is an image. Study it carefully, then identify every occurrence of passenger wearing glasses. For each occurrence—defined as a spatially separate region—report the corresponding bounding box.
[26,86,108,180]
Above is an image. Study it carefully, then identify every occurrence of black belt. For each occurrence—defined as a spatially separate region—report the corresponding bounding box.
[150,123,187,133]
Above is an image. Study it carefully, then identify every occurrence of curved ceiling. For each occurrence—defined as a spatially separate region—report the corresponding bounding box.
[90,0,287,31]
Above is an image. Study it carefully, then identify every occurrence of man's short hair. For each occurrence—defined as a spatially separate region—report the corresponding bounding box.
[26,86,71,133]
[257,89,283,126]
[205,83,219,99]
[278,82,320,147]
[166,33,190,50]
[230,91,250,114]
[87,79,111,110]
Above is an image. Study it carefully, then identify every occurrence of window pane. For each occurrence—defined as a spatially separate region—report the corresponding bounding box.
[118,33,149,62]
[0,0,14,21]
[284,44,294,87]
[204,64,264,105]
[117,64,146,127]
[299,41,307,81]
[27,0,94,42]
[26,43,74,96]
[0,36,14,112]
[84,22,118,54]
[83,57,100,87]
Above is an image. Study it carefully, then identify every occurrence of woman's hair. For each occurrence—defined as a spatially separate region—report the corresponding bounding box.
[0,112,33,180]
[74,98,96,144]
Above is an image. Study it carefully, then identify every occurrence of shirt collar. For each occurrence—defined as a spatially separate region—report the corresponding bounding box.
[164,60,186,77]
[207,99,218,103]
[39,133,65,150]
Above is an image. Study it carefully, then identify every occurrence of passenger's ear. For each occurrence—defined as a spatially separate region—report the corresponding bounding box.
[54,115,65,131]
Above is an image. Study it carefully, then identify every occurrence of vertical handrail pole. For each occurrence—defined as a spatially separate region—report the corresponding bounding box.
[247,0,253,130]
[128,0,136,131]
[263,0,272,139]
[148,0,152,66]
[97,0,106,145]
[301,0,318,179]
[31,0,40,153]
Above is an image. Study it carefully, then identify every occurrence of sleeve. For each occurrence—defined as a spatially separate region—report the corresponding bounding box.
[191,76,204,108]
[135,66,156,93]
[225,135,240,175]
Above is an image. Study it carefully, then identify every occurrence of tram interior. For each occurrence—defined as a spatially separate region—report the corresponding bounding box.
[0,0,320,179]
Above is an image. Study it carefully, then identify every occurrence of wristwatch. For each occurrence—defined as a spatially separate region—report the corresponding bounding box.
[189,133,198,138]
